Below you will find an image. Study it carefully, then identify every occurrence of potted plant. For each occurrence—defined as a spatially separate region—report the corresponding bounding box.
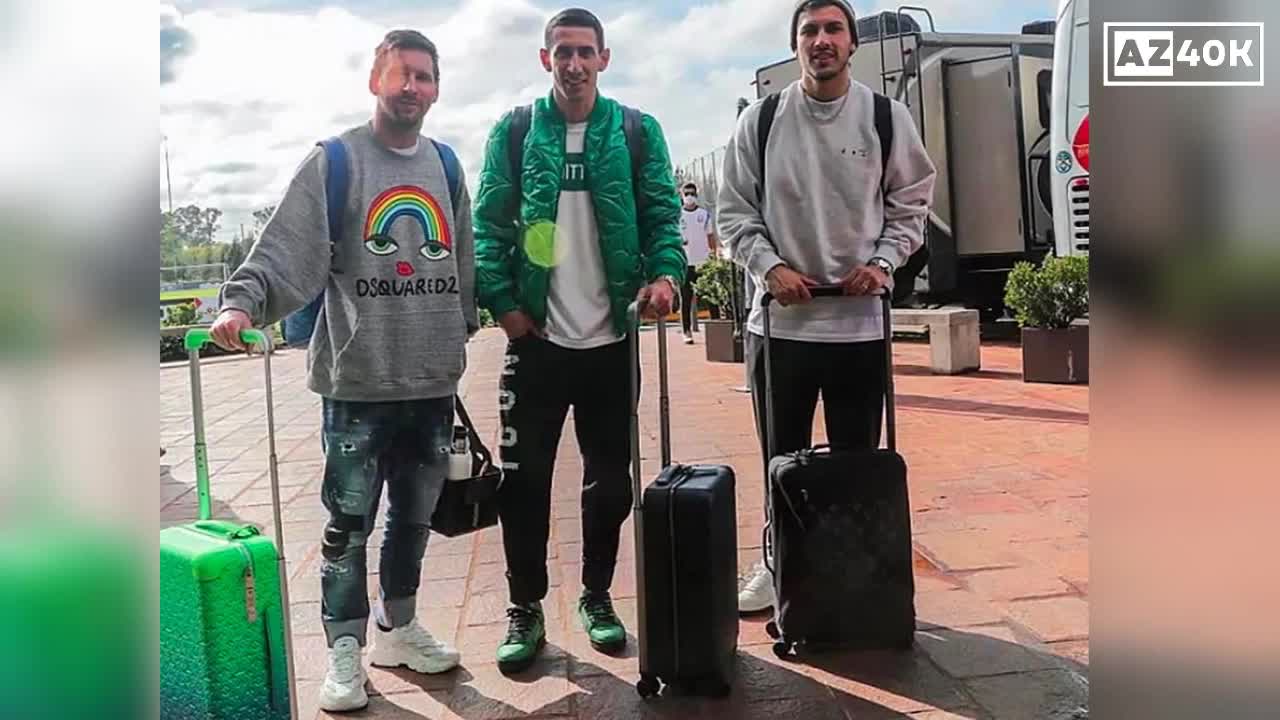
[692,257,743,363]
[1004,254,1089,383]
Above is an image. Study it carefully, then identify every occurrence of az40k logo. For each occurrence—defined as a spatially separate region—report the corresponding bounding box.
[1104,22,1264,86]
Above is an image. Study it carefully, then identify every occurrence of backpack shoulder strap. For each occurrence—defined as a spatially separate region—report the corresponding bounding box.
[873,93,894,189]
[757,92,781,201]
[620,104,647,211]
[507,104,532,201]
[430,139,462,210]
[316,137,349,244]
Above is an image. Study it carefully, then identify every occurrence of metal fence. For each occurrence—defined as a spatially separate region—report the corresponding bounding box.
[675,145,727,218]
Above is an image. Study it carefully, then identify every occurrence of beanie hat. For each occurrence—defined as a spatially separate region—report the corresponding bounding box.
[790,0,858,51]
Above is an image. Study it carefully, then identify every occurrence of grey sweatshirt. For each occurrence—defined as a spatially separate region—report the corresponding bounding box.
[717,80,936,342]
[219,123,478,401]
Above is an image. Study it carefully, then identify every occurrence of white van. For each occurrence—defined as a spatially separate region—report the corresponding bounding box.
[1050,0,1089,257]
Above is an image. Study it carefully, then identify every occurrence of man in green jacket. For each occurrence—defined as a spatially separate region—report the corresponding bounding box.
[472,7,685,674]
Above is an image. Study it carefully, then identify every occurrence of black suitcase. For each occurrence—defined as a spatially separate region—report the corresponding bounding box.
[628,304,738,698]
[760,288,916,657]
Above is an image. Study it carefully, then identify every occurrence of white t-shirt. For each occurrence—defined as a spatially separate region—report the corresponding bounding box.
[545,123,619,350]
[680,206,713,266]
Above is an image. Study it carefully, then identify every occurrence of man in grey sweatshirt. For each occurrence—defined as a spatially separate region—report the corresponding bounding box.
[209,30,475,713]
[716,0,937,613]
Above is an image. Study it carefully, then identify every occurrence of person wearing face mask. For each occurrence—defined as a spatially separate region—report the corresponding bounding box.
[209,29,476,712]
[717,0,936,613]
[472,7,684,674]
[677,182,719,344]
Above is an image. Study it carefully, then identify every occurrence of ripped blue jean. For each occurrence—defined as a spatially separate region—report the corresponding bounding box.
[319,396,453,647]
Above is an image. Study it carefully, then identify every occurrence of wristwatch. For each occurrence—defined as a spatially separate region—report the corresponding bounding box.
[868,257,895,276]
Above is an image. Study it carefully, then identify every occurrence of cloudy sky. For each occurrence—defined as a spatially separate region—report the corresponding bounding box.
[159,0,1054,241]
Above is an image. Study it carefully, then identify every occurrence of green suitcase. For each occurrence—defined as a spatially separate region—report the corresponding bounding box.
[160,329,298,720]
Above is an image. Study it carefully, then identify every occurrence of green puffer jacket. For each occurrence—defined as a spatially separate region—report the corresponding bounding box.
[472,92,686,337]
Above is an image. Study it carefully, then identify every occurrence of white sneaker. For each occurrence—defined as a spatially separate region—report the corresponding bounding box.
[319,636,368,713]
[369,620,462,674]
[683,332,694,345]
[738,561,776,614]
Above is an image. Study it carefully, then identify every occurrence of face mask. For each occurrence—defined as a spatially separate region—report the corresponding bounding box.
[682,194,696,206]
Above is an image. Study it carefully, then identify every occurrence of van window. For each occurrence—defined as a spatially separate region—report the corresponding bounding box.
[1068,9,1089,108]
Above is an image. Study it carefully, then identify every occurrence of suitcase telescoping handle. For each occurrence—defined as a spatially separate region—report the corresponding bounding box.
[625,298,674,675]
[184,327,300,720]
[759,285,897,458]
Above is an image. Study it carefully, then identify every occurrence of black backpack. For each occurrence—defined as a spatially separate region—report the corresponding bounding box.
[506,103,647,209]
[756,90,929,303]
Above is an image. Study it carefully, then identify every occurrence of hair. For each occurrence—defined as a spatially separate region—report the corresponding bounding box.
[681,182,698,194]
[544,8,605,50]
[790,0,858,52]
[375,29,440,81]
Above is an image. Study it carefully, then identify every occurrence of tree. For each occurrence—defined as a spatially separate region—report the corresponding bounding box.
[168,204,222,246]
[252,205,277,232]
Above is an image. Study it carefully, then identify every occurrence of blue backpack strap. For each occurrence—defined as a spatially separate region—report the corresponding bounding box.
[430,139,462,210]
[317,137,349,245]
[282,138,346,348]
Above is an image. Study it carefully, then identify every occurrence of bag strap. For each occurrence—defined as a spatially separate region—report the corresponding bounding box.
[620,104,647,212]
[756,92,781,203]
[316,137,349,246]
[873,92,894,190]
[507,104,532,204]
[430,138,463,210]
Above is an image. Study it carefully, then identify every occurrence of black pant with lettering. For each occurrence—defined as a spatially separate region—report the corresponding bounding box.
[746,333,886,486]
[497,336,636,604]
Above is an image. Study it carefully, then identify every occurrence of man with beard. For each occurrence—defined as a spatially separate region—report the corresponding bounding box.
[472,8,684,675]
[716,0,936,613]
[210,29,476,712]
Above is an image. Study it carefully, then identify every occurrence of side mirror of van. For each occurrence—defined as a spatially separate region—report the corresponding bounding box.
[1037,69,1052,129]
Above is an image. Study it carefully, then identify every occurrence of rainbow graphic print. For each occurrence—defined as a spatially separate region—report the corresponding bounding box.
[364,185,452,261]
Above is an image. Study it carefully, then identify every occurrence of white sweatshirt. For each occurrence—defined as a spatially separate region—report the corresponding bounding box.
[717,79,936,343]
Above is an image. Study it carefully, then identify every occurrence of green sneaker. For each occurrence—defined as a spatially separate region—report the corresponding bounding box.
[496,602,545,674]
[578,590,626,653]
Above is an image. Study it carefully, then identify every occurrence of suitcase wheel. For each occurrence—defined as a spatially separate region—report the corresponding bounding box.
[765,620,780,640]
[636,675,660,699]
[772,640,793,660]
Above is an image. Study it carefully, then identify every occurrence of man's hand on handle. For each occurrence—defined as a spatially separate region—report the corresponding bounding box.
[839,264,890,296]
[765,265,818,307]
[498,310,543,341]
[210,309,254,351]
[635,278,677,319]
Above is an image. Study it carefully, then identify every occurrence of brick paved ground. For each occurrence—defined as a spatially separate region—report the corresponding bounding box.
[161,327,1089,719]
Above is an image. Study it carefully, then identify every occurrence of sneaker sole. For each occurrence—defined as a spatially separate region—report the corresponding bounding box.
[497,635,546,675]
[368,648,460,675]
[588,635,627,654]
[319,681,369,713]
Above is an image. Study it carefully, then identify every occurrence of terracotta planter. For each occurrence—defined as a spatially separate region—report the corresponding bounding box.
[1021,325,1089,384]
[704,319,743,363]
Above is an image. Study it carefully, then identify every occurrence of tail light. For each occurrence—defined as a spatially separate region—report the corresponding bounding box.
[1072,114,1089,172]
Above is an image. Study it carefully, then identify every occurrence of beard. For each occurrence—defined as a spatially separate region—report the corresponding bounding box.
[807,49,847,81]
[382,98,427,128]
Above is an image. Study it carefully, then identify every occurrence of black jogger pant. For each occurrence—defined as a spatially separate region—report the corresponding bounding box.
[497,335,636,604]
[746,333,886,470]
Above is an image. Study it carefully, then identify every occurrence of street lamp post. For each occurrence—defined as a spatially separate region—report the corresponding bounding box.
[163,134,174,213]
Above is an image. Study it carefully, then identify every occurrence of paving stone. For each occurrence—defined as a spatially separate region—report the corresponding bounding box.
[1003,596,1089,643]
[962,567,1073,601]
[916,589,1007,630]
[965,669,1089,720]
[916,625,1059,679]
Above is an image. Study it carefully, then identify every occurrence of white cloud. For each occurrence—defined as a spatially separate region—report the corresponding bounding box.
[159,0,1051,240]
